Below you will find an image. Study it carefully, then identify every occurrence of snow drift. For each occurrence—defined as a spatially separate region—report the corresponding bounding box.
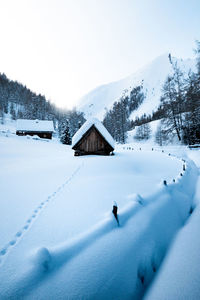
[2,153,198,299]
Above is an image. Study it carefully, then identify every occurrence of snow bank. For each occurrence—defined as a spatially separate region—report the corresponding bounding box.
[0,138,198,299]
[145,174,200,300]
[33,195,143,272]
[5,157,197,299]
[32,157,197,272]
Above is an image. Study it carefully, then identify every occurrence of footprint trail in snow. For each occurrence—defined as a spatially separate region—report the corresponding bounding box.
[0,162,84,266]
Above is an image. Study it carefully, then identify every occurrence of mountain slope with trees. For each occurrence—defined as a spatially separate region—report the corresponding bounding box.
[102,42,200,145]
[78,54,195,120]
[0,73,85,144]
[1,43,199,146]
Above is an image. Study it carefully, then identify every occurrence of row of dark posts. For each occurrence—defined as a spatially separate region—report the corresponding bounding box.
[122,146,186,187]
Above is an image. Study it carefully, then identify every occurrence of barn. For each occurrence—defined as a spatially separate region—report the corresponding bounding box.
[16,119,54,139]
[72,118,115,156]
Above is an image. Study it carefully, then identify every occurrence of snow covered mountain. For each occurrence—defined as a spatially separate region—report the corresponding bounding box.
[78,54,195,120]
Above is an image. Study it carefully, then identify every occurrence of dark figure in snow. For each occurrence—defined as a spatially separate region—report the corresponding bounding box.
[112,202,119,226]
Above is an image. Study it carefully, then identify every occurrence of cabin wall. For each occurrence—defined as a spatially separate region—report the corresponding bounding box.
[77,127,112,155]
[16,131,52,139]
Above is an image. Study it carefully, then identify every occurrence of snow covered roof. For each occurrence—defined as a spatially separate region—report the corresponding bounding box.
[72,118,115,149]
[16,119,54,132]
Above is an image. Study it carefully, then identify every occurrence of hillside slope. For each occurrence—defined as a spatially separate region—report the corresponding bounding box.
[78,55,195,120]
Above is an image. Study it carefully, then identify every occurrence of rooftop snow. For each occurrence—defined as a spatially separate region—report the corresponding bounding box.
[16,119,54,132]
[72,118,115,149]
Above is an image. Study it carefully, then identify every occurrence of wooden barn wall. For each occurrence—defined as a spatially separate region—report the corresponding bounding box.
[79,127,110,153]
[16,131,52,139]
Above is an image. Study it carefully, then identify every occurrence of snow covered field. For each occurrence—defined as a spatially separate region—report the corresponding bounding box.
[0,131,199,299]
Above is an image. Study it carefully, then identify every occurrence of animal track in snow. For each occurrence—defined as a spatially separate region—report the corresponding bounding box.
[0,163,84,267]
[16,231,22,237]
[0,249,7,256]
[9,240,16,246]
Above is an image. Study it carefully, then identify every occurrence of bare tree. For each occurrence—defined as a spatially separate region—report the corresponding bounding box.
[134,123,151,140]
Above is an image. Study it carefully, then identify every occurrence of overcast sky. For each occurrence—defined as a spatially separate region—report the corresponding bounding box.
[0,0,200,109]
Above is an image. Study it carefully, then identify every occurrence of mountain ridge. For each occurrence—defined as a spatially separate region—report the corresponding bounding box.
[78,54,196,120]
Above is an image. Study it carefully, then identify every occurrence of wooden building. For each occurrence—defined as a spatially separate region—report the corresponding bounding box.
[72,118,115,156]
[16,119,54,139]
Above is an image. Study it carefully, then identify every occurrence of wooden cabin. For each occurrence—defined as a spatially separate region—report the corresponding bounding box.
[72,118,115,156]
[16,119,54,139]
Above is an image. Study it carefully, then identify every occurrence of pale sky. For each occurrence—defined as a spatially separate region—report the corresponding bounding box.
[0,0,200,109]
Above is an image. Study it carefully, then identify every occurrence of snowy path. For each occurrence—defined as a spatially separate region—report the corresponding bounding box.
[0,136,82,247]
[0,135,198,299]
[0,161,83,266]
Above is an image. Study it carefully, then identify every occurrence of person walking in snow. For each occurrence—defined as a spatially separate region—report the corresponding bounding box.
[112,202,119,226]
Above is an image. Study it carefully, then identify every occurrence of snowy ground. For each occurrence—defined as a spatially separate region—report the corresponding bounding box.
[0,130,199,299]
[145,149,200,300]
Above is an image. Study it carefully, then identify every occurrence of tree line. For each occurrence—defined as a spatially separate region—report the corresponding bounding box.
[0,73,85,143]
[158,45,200,145]
[1,41,199,146]
[103,85,145,143]
[103,41,200,145]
